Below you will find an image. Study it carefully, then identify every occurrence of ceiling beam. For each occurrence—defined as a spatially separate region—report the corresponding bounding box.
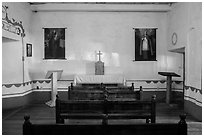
[30,3,172,12]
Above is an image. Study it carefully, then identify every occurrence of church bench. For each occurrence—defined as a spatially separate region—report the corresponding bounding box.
[106,89,140,100]
[56,99,106,124]
[23,114,187,135]
[56,95,156,124]
[105,83,141,100]
[68,82,105,100]
[68,87,104,100]
[106,95,156,123]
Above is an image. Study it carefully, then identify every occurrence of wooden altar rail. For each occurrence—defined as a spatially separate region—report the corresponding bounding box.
[23,114,187,135]
[68,83,141,100]
[56,95,156,124]
[70,82,134,90]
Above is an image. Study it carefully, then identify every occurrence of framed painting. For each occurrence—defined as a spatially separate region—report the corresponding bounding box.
[26,43,32,57]
[44,28,65,59]
[134,28,157,61]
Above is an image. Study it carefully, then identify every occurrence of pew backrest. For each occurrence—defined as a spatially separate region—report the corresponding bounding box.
[56,95,156,124]
[23,114,187,135]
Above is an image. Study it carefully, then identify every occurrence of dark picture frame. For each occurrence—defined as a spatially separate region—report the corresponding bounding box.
[134,28,157,61]
[44,28,65,59]
[26,43,32,57]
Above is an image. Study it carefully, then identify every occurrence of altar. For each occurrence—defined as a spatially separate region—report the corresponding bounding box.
[74,74,126,86]
[73,51,126,86]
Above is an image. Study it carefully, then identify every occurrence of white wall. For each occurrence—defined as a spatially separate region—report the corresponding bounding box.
[2,2,33,94]
[186,3,202,89]
[2,39,22,83]
[2,3,184,97]
[167,2,202,120]
[168,2,202,89]
[168,3,189,50]
[30,10,181,81]
[2,2,33,83]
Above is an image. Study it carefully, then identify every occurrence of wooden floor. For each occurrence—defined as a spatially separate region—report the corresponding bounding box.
[2,102,202,135]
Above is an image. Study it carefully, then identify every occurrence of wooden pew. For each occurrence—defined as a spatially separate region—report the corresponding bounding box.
[68,82,104,100]
[23,114,187,135]
[68,87,104,100]
[56,95,156,124]
[106,89,140,101]
[56,97,106,124]
[106,95,156,123]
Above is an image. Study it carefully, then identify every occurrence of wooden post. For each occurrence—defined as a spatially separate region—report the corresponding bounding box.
[55,95,60,123]
[101,83,104,89]
[131,83,134,91]
[71,82,73,90]
[166,76,172,104]
[23,115,32,135]
[68,86,71,100]
[151,95,156,123]
[178,114,187,135]
[137,86,143,100]
[55,95,64,124]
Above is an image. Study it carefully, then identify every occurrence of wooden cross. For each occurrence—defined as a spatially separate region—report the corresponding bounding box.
[97,51,102,61]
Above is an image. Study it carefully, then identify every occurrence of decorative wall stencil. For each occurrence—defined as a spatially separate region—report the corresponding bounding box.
[185,85,202,94]
[134,28,157,61]
[26,43,32,57]
[2,80,51,88]
[44,28,66,59]
[126,80,182,84]
[145,80,182,84]
[2,5,25,37]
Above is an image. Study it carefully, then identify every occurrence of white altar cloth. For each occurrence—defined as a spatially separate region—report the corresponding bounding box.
[74,75,126,85]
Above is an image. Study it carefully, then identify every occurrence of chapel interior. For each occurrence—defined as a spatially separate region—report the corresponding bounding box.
[2,2,202,135]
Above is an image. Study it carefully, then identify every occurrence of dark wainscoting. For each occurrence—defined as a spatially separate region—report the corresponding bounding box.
[2,90,182,109]
[2,92,34,110]
[184,100,202,121]
[2,91,68,110]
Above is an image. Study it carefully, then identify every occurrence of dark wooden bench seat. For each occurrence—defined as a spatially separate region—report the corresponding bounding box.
[23,114,187,135]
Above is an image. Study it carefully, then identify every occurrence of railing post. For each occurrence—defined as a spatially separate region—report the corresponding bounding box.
[68,86,71,100]
[23,115,32,135]
[178,114,187,135]
[151,95,156,123]
[56,95,64,124]
[101,83,105,89]
[71,82,73,90]
[131,83,134,91]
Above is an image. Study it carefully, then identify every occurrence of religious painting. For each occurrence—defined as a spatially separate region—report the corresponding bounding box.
[44,28,65,59]
[26,43,32,57]
[134,28,157,61]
